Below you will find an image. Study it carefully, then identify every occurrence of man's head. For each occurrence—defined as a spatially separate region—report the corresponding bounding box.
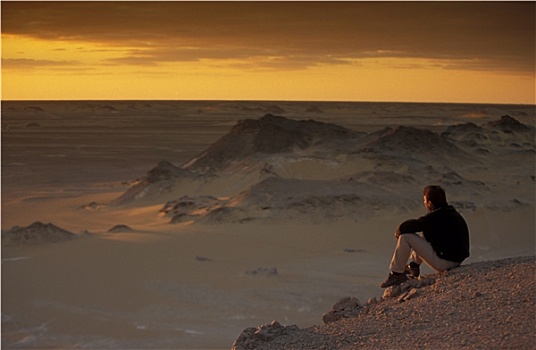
[423,185,447,211]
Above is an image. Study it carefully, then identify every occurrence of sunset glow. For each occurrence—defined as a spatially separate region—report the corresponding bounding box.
[2,2,534,103]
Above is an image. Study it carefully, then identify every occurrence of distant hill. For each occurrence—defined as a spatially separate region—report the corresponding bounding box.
[112,114,535,223]
[183,114,358,171]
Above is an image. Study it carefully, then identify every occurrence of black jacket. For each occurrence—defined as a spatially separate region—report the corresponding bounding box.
[396,204,470,263]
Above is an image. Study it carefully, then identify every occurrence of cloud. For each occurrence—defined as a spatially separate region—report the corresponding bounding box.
[2,58,80,70]
[103,45,351,72]
[2,2,534,72]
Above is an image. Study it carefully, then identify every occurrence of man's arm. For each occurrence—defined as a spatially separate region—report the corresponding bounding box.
[395,218,424,238]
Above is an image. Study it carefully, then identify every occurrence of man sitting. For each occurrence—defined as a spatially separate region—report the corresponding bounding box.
[381,185,470,288]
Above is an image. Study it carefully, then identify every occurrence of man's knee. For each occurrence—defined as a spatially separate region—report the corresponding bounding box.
[399,232,419,242]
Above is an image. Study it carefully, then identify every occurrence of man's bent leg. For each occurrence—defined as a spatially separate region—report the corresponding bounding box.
[400,234,460,272]
[389,233,423,273]
[409,233,425,265]
[410,250,423,265]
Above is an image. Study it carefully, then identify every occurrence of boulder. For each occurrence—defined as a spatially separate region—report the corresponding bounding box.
[322,296,361,324]
[232,321,297,350]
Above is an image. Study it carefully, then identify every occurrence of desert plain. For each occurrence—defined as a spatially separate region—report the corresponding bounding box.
[1,100,535,349]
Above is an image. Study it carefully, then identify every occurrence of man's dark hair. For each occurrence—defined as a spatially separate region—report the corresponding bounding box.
[423,185,447,207]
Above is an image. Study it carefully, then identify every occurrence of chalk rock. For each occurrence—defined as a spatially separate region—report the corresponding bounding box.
[382,284,403,299]
[383,276,436,299]
[397,288,419,303]
[107,224,134,233]
[232,320,297,350]
[145,160,190,183]
[160,195,224,223]
[367,297,378,305]
[322,296,361,324]
[185,114,356,171]
[245,267,279,277]
[485,115,532,133]
[2,222,75,246]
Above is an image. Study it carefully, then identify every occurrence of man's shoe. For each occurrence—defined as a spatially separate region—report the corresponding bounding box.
[405,263,420,278]
[380,272,408,288]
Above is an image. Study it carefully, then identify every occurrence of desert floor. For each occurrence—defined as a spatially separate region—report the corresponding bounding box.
[2,101,534,349]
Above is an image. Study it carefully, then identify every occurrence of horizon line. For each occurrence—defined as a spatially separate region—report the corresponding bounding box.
[2,99,534,107]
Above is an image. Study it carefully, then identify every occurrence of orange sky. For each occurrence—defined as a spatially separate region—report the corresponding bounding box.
[1,1,535,103]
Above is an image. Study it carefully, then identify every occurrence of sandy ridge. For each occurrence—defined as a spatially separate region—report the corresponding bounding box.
[111,114,534,226]
[233,256,536,349]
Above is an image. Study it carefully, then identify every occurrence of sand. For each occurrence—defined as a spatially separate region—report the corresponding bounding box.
[1,101,535,349]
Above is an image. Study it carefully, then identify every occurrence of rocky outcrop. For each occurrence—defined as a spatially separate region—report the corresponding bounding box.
[232,321,327,350]
[232,256,535,350]
[381,275,436,300]
[113,114,535,220]
[322,297,361,324]
[442,115,535,153]
[112,160,194,205]
[233,321,294,349]
[183,114,357,171]
[485,115,533,133]
[144,160,190,182]
[160,195,225,223]
[107,224,134,233]
[364,126,466,159]
[181,177,414,224]
[1,222,76,246]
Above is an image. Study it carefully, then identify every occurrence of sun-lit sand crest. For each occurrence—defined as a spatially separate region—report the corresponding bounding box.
[1,101,534,349]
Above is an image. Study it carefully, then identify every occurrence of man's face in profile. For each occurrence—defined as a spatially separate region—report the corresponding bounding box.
[423,195,433,212]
